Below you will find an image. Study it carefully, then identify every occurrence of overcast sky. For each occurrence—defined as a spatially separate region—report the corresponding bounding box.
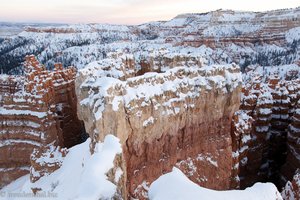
[0,0,299,24]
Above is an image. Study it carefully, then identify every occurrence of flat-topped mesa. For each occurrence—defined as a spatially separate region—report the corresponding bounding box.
[24,23,133,34]
[0,56,84,188]
[24,27,78,34]
[76,51,242,199]
[167,8,300,48]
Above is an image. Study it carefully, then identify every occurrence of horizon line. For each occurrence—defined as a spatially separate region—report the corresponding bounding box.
[0,6,299,26]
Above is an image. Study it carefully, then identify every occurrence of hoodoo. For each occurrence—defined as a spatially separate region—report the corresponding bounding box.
[0,56,85,188]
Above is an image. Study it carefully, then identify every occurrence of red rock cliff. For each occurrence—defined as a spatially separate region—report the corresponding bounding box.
[0,56,84,188]
[76,52,242,199]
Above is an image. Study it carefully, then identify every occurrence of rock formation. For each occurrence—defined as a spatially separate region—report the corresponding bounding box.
[0,7,300,200]
[76,52,242,199]
[233,64,300,189]
[281,98,300,185]
[282,170,300,200]
[75,51,300,199]
[1,7,300,74]
[30,144,68,183]
[0,56,84,188]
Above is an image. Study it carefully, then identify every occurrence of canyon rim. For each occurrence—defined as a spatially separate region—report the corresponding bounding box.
[0,4,300,200]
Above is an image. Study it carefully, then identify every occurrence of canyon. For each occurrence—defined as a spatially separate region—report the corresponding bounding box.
[0,7,300,200]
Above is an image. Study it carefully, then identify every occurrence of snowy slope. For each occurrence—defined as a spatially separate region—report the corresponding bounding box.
[1,143,283,200]
[0,135,122,200]
[0,7,299,74]
[149,167,282,200]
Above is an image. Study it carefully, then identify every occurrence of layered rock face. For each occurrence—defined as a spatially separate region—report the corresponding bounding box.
[76,52,242,198]
[1,8,300,74]
[162,9,300,49]
[232,64,300,189]
[281,98,300,184]
[75,52,300,199]
[0,7,299,199]
[0,56,84,188]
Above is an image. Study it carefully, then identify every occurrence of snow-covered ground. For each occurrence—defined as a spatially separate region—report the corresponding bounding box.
[0,135,122,200]
[1,7,300,74]
[0,137,283,200]
[0,22,65,37]
[149,167,282,200]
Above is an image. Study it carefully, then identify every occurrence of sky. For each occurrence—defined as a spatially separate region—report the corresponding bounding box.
[0,0,299,25]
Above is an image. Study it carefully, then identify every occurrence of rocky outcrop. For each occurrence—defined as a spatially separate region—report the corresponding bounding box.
[281,98,300,185]
[231,110,253,188]
[75,52,300,199]
[0,7,300,199]
[76,52,242,199]
[178,10,300,48]
[232,64,300,189]
[30,144,68,182]
[0,56,85,188]
[282,170,300,200]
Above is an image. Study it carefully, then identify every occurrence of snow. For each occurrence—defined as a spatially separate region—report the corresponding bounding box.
[0,108,47,118]
[217,11,256,22]
[256,126,270,133]
[32,146,65,169]
[282,181,295,200]
[239,145,249,154]
[0,167,30,173]
[114,167,123,183]
[134,181,150,199]
[79,63,242,121]
[143,116,155,127]
[234,111,253,134]
[243,64,300,82]
[163,18,187,27]
[176,157,198,177]
[242,135,251,144]
[203,24,262,37]
[0,7,299,200]
[148,167,282,200]
[286,27,300,43]
[259,108,272,115]
[1,7,300,75]
[0,135,122,200]
[1,120,41,129]
[0,139,41,148]
[196,154,218,167]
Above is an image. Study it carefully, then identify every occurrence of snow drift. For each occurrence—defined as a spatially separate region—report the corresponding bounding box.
[148,167,282,200]
[0,135,122,200]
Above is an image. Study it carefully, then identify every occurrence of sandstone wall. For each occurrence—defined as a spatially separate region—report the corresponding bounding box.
[233,64,300,189]
[76,52,242,199]
[0,56,84,188]
[281,99,300,184]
